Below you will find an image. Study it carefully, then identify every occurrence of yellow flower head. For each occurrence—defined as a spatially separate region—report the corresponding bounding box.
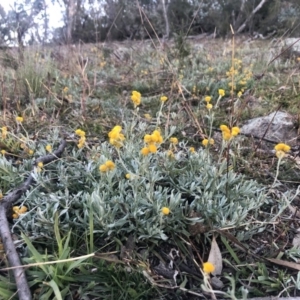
[220,125,230,132]
[36,162,44,172]
[144,134,153,143]
[12,206,28,218]
[204,96,212,102]
[151,130,163,144]
[99,164,108,172]
[99,160,115,172]
[105,160,115,170]
[170,137,178,145]
[131,91,141,107]
[160,96,168,102]
[222,131,232,141]
[75,129,86,137]
[218,89,225,97]
[45,144,52,153]
[1,150,5,155]
[12,206,19,213]
[231,127,240,136]
[19,206,28,213]
[206,103,213,110]
[144,130,163,145]
[274,143,290,153]
[141,147,150,156]
[148,144,157,153]
[161,207,170,215]
[203,262,215,274]
[202,138,214,147]
[108,125,125,148]
[77,135,86,148]
[275,143,290,159]
[220,125,240,140]
[108,125,121,136]
[237,91,243,98]
[77,142,85,149]
[28,149,34,155]
[16,116,24,123]
[202,139,209,146]
[189,147,195,153]
[37,162,43,168]
[125,173,131,179]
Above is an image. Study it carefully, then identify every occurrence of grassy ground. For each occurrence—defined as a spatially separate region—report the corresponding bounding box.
[0,35,300,299]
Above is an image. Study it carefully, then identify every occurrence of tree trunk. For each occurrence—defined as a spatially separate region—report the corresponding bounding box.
[66,0,76,44]
[161,0,169,39]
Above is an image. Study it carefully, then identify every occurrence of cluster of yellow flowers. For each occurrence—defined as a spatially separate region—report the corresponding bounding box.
[19,138,34,156]
[220,125,240,141]
[108,125,125,148]
[141,130,163,156]
[75,129,86,148]
[204,95,213,110]
[226,66,239,78]
[226,59,252,97]
[12,206,28,219]
[99,160,115,172]
[131,91,141,108]
[274,143,290,159]
[202,138,214,147]
[1,126,7,139]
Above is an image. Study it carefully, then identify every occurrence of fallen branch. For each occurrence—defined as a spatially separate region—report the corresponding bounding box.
[0,140,67,300]
[237,0,269,34]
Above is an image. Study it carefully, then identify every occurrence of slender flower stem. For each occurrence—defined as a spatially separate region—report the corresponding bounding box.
[272,157,282,187]
[156,102,164,127]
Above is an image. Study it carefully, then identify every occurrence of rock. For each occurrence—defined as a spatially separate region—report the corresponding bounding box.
[241,111,298,146]
[285,38,300,52]
[279,38,300,61]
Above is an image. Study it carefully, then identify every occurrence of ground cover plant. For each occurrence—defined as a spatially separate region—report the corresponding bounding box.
[0,34,300,299]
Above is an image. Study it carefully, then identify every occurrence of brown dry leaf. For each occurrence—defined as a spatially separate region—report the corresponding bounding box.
[208,236,223,275]
[267,258,300,271]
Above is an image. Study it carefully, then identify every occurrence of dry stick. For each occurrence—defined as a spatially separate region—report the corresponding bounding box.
[0,140,67,300]
[236,0,269,34]
[256,37,300,81]
[1,76,6,121]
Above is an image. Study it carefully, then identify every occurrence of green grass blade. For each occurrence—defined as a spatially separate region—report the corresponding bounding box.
[44,279,62,300]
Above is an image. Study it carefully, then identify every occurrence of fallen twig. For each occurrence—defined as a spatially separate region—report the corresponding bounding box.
[0,140,67,300]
